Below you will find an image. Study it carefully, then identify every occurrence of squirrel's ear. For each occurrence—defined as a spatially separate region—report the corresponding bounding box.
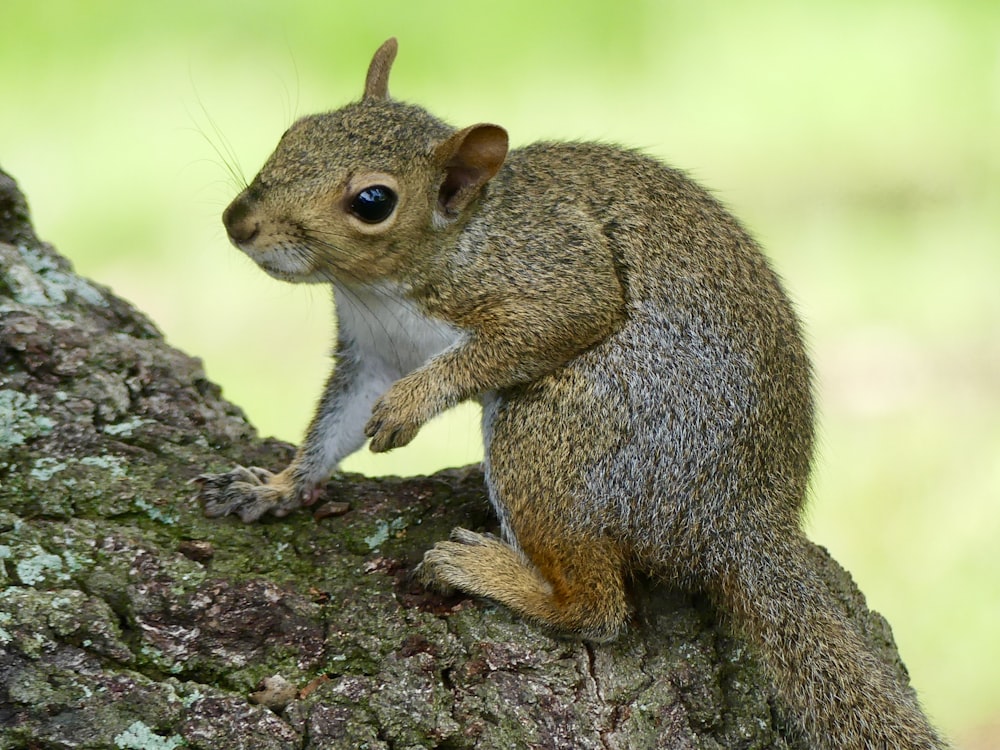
[364,38,398,100]
[434,124,509,217]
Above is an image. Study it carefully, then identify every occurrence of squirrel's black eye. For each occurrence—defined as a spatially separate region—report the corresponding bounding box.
[349,185,397,224]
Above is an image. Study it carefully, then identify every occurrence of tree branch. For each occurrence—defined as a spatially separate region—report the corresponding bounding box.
[0,167,910,749]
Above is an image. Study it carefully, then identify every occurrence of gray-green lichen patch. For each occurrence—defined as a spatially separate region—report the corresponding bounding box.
[114,720,184,750]
[134,496,180,525]
[0,389,55,447]
[363,515,408,551]
[15,545,67,586]
[0,547,10,588]
[0,517,99,589]
[80,453,128,479]
[30,456,69,481]
[3,451,138,518]
[2,241,107,309]
[104,416,152,437]
[0,587,131,662]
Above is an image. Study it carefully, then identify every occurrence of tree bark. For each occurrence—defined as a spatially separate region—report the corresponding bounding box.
[0,167,914,749]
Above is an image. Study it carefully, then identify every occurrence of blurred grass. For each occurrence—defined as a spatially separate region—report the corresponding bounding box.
[2,0,998,742]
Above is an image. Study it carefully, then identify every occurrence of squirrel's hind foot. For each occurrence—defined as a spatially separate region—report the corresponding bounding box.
[419,527,628,643]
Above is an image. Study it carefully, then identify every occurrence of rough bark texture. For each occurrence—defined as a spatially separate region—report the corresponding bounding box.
[0,167,915,749]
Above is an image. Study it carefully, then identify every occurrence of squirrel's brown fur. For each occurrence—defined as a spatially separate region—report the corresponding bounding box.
[196,38,946,748]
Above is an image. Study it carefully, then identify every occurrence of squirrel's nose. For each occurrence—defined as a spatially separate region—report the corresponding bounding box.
[222,194,260,244]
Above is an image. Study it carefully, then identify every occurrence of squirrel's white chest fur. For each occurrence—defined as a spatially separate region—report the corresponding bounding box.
[333,281,461,377]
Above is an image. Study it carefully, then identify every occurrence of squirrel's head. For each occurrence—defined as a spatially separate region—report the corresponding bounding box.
[222,38,508,285]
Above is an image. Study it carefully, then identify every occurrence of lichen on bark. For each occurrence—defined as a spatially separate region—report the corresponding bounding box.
[1,166,910,749]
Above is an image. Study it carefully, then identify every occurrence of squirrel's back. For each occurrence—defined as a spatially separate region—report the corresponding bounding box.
[474,140,815,559]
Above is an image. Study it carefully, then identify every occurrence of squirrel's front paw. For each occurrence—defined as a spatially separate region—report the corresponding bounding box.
[191,466,321,522]
[364,391,424,453]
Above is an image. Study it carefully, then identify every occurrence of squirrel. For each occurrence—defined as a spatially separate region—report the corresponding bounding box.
[194,38,945,749]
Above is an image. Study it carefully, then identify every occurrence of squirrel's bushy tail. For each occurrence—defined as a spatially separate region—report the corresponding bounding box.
[715,533,946,750]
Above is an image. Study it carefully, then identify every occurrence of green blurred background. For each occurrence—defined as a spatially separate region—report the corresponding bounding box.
[2,0,997,744]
